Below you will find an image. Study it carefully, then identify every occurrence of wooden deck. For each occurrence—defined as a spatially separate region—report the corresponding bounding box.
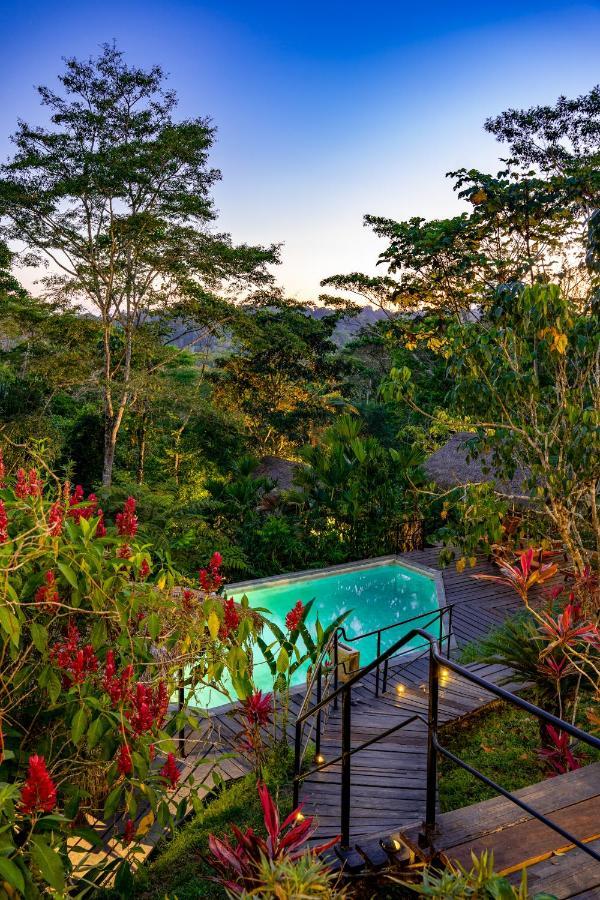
[398,763,600,899]
[298,547,531,842]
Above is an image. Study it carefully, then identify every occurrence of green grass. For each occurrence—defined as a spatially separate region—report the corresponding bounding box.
[131,745,295,899]
[439,693,600,813]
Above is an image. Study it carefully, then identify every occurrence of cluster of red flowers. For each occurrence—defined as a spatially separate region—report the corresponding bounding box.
[0,449,5,488]
[122,817,136,846]
[138,558,150,580]
[15,468,43,499]
[50,624,99,686]
[160,752,180,789]
[199,551,224,593]
[0,500,8,544]
[117,742,133,776]
[20,754,57,815]
[285,600,305,633]
[48,501,64,536]
[35,570,60,611]
[128,681,169,736]
[103,651,134,705]
[219,597,240,640]
[68,485,106,537]
[116,496,138,538]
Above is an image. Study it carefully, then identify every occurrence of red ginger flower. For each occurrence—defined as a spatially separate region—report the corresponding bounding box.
[95,507,106,537]
[28,469,43,497]
[116,497,138,537]
[103,652,134,705]
[117,743,133,776]
[242,690,273,728]
[35,570,60,611]
[50,624,98,685]
[0,500,8,544]
[199,551,224,593]
[139,558,150,580]
[20,755,57,815]
[181,588,195,612]
[117,543,132,559]
[219,597,240,639]
[122,817,136,846]
[48,501,64,536]
[285,600,305,633]
[160,753,180,789]
[15,468,28,499]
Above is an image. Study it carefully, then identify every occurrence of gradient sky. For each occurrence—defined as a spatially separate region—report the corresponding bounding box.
[1,1,599,299]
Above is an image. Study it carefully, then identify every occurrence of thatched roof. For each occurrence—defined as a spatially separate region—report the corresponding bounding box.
[255,456,300,491]
[424,431,530,499]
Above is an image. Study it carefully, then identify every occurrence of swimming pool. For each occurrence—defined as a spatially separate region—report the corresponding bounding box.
[186,556,445,710]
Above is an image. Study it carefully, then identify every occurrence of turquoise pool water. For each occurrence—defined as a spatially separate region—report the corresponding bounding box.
[186,561,442,709]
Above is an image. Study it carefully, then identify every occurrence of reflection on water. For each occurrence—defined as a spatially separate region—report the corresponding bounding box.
[187,564,441,709]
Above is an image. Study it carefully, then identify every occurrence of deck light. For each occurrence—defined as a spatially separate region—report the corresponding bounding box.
[396,683,405,694]
[295,811,305,822]
[381,837,402,852]
[315,753,326,764]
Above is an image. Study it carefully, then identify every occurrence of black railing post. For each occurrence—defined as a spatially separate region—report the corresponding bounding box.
[315,662,322,759]
[446,605,454,658]
[422,644,440,846]
[293,720,302,809]
[340,686,352,849]
[333,630,339,710]
[375,631,381,697]
[383,656,389,694]
[178,667,186,758]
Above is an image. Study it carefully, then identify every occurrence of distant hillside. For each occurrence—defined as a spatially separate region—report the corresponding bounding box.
[168,305,387,353]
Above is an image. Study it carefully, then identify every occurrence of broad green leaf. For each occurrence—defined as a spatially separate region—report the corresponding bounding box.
[276,646,289,674]
[207,611,220,640]
[30,622,48,653]
[0,606,20,648]
[71,707,88,746]
[146,612,161,640]
[57,561,78,590]
[30,835,65,892]
[0,857,25,894]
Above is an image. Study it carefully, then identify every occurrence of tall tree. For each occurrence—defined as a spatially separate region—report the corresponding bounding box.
[0,44,278,487]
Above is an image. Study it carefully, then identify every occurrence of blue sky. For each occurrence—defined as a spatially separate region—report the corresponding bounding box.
[1,1,599,299]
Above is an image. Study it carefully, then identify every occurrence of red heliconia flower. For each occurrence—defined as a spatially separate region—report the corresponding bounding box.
[15,468,28,499]
[241,691,273,728]
[149,743,156,762]
[116,497,138,538]
[28,469,43,497]
[0,500,8,544]
[47,501,64,536]
[285,600,305,633]
[35,570,60,611]
[210,551,223,568]
[122,817,136,846]
[117,543,132,559]
[0,448,5,488]
[151,681,168,729]
[138,558,150,580]
[117,743,133,776]
[160,753,180,789]
[128,683,154,736]
[70,484,84,506]
[20,755,57,815]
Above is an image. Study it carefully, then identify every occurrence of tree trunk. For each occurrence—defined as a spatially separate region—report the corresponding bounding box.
[136,414,147,485]
[102,417,118,490]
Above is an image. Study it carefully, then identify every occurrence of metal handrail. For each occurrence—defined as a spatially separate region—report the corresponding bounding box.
[294,626,600,856]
